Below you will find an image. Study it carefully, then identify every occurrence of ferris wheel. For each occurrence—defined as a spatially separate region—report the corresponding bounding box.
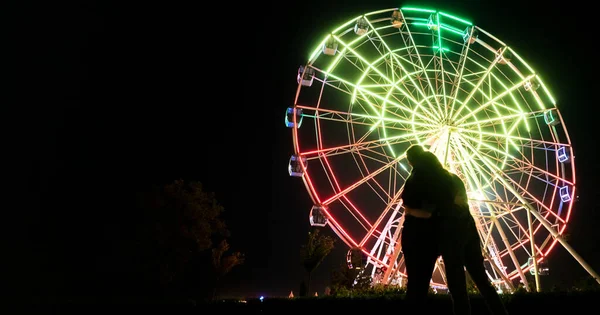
[286,7,600,292]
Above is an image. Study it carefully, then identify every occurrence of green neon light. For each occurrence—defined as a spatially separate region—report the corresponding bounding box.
[309,34,330,62]
[441,25,465,36]
[333,15,361,34]
[535,75,557,105]
[327,36,440,125]
[436,13,442,49]
[532,90,546,111]
[412,22,430,27]
[362,18,442,122]
[508,47,535,75]
[460,56,531,132]
[439,12,472,25]
[303,7,552,186]
[401,7,436,13]
[489,78,511,167]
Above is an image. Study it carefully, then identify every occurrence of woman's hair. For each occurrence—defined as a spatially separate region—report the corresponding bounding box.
[406,145,444,171]
[406,144,425,166]
[407,147,454,209]
[420,151,445,171]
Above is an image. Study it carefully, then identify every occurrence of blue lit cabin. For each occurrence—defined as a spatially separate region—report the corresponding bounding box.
[544,109,560,126]
[557,146,570,163]
[285,107,303,128]
[288,154,307,177]
[309,205,328,227]
[297,65,315,87]
[559,186,571,202]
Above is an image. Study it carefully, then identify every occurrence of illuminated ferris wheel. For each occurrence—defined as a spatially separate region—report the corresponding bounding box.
[285,7,600,292]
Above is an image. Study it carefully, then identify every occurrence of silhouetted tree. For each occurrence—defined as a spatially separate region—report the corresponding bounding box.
[300,228,335,295]
[134,179,239,297]
[211,239,244,300]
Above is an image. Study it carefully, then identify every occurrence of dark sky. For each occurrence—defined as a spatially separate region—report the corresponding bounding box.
[6,0,600,300]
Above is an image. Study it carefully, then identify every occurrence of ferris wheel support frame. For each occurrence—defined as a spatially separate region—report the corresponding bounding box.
[289,6,599,292]
[463,139,600,287]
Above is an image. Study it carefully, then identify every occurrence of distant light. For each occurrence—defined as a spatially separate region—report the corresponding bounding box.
[259,296,264,302]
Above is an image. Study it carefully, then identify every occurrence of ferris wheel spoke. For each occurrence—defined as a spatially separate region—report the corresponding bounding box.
[299,127,435,162]
[461,140,566,219]
[361,32,444,122]
[454,137,566,232]
[459,138,567,226]
[315,69,438,124]
[448,47,508,121]
[457,111,530,130]
[329,36,442,123]
[476,149,573,208]
[452,140,526,282]
[453,138,541,285]
[354,89,439,130]
[397,12,445,118]
[349,50,426,110]
[458,133,565,184]
[428,12,451,118]
[448,25,476,117]
[322,152,405,206]
[453,74,535,124]
[299,104,438,131]
[458,133,513,161]
[494,171,566,225]
[358,186,404,248]
[455,126,567,150]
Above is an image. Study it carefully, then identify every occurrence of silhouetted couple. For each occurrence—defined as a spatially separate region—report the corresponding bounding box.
[400,144,509,315]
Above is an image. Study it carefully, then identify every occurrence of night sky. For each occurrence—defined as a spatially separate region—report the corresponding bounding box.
[6,0,600,300]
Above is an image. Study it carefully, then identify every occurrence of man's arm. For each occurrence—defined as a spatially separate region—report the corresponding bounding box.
[402,172,434,218]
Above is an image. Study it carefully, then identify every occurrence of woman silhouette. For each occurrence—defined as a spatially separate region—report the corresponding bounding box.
[400,145,509,315]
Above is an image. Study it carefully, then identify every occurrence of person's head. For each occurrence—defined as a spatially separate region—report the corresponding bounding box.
[406,145,445,172]
[406,144,425,167]
[420,151,444,171]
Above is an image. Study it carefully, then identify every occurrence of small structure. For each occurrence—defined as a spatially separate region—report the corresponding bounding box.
[323,36,338,56]
[524,78,540,92]
[543,109,560,126]
[391,10,403,28]
[496,48,512,65]
[285,107,303,128]
[560,186,571,202]
[288,154,307,177]
[297,65,315,87]
[347,247,364,269]
[309,205,328,227]
[557,146,570,163]
[463,26,478,44]
[427,14,439,31]
[354,17,369,35]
